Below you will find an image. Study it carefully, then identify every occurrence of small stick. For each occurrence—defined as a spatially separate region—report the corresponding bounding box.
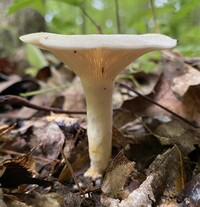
[0,95,86,115]
[0,148,59,163]
[81,0,87,34]
[0,123,16,137]
[80,5,103,34]
[115,0,121,33]
[174,144,185,189]
[60,150,84,195]
[75,185,101,195]
[149,0,159,33]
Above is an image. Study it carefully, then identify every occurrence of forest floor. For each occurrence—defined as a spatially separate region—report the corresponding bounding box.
[0,50,200,207]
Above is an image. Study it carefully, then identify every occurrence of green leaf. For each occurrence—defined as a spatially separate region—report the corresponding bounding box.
[52,0,81,7]
[172,0,200,23]
[7,0,45,15]
[25,45,48,69]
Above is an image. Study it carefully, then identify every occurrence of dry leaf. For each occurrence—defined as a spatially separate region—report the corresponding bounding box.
[119,174,155,207]
[154,120,200,154]
[117,146,184,206]
[62,77,85,114]
[4,192,62,207]
[0,151,52,188]
[102,151,135,198]
[146,146,184,199]
[162,51,200,126]
[31,122,65,160]
[162,51,200,97]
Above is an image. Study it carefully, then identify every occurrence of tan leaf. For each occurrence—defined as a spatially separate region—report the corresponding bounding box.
[101,151,135,198]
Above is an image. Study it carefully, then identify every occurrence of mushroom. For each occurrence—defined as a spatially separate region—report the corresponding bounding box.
[20,33,177,179]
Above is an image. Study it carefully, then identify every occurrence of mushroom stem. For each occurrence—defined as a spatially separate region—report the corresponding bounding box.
[81,79,114,178]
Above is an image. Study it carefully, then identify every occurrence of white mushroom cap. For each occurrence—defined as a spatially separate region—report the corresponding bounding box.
[20,32,176,50]
[20,33,176,81]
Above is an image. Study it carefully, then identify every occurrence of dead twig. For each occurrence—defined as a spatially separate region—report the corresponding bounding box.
[75,185,101,195]
[149,0,159,33]
[80,5,103,34]
[0,123,16,137]
[0,95,86,115]
[115,0,121,33]
[60,150,85,195]
[0,148,60,164]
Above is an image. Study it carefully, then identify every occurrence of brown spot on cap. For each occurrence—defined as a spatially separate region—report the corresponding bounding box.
[101,67,104,75]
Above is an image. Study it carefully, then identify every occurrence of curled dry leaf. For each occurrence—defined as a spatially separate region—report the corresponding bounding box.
[172,65,200,97]
[101,151,135,198]
[182,86,200,126]
[0,151,52,188]
[162,51,200,97]
[146,146,184,200]
[162,51,200,126]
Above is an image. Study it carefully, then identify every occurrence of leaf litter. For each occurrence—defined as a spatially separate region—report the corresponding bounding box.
[0,51,200,206]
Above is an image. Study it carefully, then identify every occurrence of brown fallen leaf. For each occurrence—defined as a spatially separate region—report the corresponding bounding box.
[182,86,200,126]
[4,192,62,207]
[159,199,179,207]
[154,120,200,154]
[146,146,184,199]
[120,175,156,207]
[163,51,200,126]
[119,147,183,207]
[183,57,200,70]
[31,121,65,160]
[113,76,181,130]
[101,151,135,198]
[0,57,16,75]
[0,151,52,188]
[113,68,162,128]
[107,146,184,207]
[162,51,200,97]
[62,77,85,116]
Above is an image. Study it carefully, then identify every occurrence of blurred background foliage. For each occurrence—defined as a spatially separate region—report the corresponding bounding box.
[1,0,200,56]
